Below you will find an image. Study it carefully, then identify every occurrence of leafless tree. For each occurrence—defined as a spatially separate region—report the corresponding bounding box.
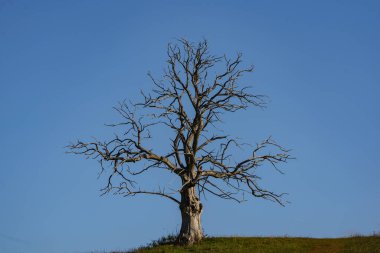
[67,39,291,245]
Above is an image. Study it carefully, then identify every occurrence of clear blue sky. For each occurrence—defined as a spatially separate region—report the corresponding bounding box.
[1,0,380,252]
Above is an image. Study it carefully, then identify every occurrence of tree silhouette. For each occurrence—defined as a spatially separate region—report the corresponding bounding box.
[68,39,291,245]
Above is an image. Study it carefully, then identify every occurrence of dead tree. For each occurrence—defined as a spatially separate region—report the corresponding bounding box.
[67,39,291,245]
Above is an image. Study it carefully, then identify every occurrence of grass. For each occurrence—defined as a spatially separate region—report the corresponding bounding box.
[117,235,380,253]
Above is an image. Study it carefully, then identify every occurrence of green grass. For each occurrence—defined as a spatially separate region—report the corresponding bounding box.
[123,236,380,253]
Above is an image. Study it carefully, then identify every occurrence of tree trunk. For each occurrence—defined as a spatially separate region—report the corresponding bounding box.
[177,186,203,245]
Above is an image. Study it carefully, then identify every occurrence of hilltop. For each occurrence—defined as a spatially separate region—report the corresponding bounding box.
[118,236,380,253]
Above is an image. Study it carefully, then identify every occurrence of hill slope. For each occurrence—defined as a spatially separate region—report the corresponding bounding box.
[127,236,380,253]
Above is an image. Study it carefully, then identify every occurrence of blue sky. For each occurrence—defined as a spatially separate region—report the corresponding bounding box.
[1,0,380,252]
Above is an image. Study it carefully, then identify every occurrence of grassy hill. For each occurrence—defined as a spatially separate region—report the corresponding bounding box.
[122,236,380,253]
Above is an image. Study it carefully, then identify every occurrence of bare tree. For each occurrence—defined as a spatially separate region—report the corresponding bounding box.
[67,39,291,245]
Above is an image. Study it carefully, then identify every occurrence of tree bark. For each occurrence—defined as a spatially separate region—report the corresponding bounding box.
[177,186,203,245]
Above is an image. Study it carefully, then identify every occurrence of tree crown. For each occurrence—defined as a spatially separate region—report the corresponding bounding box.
[68,39,291,205]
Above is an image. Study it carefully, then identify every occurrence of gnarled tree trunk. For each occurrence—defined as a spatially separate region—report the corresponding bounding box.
[177,186,203,245]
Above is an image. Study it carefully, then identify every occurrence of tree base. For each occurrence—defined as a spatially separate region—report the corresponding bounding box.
[176,233,203,246]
